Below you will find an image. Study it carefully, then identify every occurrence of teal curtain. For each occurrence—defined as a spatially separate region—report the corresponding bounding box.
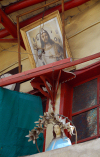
[0,87,44,157]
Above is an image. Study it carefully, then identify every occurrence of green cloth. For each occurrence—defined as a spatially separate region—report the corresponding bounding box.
[0,87,44,157]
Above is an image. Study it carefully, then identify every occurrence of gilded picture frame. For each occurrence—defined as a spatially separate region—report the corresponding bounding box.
[21,10,72,68]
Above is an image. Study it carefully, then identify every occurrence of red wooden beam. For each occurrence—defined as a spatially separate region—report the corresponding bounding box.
[0,0,90,38]
[0,9,25,48]
[0,51,100,87]
[69,60,100,86]
[0,9,17,38]
[0,38,18,43]
[19,0,90,28]
[4,0,90,15]
[0,29,9,38]
[4,0,47,15]
[0,15,1,23]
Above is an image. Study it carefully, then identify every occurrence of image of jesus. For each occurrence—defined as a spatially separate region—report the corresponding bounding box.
[39,29,64,65]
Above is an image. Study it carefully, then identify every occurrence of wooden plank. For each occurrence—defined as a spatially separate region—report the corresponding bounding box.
[65,1,100,38]
[68,22,100,69]
[17,0,60,17]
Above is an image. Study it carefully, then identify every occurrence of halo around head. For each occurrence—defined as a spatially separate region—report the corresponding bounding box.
[26,107,75,144]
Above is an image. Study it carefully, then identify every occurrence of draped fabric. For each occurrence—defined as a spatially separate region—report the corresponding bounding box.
[0,87,44,157]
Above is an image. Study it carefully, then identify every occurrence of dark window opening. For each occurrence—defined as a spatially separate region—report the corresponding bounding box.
[71,78,99,143]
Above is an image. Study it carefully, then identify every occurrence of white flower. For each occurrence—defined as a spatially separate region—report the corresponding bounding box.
[39,115,43,118]
[65,122,75,135]
[33,140,35,144]
[56,116,66,125]
[25,130,39,144]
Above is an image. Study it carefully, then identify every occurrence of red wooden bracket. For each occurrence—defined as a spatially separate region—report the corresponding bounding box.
[31,70,75,110]
[40,75,53,101]
[31,78,50,98]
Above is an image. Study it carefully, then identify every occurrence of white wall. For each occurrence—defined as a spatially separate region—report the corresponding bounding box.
[22,138,100,157]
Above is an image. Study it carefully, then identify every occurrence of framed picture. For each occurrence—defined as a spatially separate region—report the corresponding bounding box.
[21,10,72,68]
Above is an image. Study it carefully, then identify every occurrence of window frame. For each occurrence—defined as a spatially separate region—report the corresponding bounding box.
[71,74,100,144]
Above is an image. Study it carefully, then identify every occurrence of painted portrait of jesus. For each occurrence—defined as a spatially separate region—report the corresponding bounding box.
[26,16,68,67]
[21,11,71,68]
